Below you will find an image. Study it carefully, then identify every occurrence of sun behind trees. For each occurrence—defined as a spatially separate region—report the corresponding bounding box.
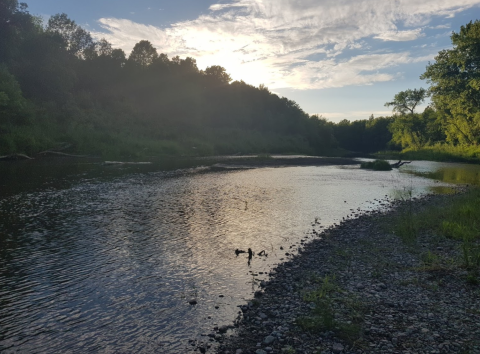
[0,1,337,158]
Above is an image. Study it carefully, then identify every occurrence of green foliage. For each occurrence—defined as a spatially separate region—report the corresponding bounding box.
[421,20,480,145]
[0,64,33,126]
[331,115,395,153]
[360,159,392,171]
[389,108,446,150]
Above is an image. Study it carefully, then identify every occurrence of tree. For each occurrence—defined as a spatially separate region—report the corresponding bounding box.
[47,13,94,57]
[128,40,158,67]
[384,88,427,115]
[203,65,232,85]
[0,64,32,126]
[421,20,480,145]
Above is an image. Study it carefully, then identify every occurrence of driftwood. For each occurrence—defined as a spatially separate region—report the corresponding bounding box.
[390,160,411,168]
[0,153,34,161]
[37,150,91,158]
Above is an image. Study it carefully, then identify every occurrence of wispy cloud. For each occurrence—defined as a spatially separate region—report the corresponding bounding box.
[374,29,424,41]
[92,0,480,90]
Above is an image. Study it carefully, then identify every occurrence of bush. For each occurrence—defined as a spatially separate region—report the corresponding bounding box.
[360,159,392,171]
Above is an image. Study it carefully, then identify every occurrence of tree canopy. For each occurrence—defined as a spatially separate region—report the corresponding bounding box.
[421,20,480,145]
[384,88,427,115]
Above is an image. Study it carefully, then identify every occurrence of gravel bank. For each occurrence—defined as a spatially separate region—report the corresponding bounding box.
[213,190,480,354]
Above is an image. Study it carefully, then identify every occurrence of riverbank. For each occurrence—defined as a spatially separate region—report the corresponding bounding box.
[215,189,480,354]
[376,145,480,164]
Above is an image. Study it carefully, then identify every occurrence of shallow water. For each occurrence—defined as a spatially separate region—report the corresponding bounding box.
[0,159,477,353]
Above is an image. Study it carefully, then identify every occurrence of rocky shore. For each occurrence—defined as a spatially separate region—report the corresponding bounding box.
[213,191,480,354]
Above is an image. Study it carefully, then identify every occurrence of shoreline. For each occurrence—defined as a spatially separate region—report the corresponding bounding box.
[214,190,480,354]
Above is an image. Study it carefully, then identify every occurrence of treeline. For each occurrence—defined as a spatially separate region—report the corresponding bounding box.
[0,1,336,158]
[1,1,478,160]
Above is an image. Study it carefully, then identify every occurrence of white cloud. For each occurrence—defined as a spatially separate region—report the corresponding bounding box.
[92,0,480,90]
[374,29,424,42]
[430,24,451,29]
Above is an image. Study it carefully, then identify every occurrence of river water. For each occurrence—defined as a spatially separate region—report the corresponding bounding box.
[0,158,478,353]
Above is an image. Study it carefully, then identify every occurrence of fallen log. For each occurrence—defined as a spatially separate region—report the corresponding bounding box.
[390,160,411,168]
[37,150,91,158]
[0,153,34,161]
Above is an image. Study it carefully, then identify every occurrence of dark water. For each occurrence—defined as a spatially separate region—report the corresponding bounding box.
[0,159,477,353]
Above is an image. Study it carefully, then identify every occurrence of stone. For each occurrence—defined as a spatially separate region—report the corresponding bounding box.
[264,335,276,345]
[255,350,267,354]
[219,325,229,333]
[332,342,344,353]
[189,299,197,305]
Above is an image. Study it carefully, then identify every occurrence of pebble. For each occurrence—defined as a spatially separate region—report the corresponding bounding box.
[263,335,275,345]
[332,342,344,353]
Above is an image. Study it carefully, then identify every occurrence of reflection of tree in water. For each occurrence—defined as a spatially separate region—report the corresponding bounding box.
[415,167,480,186]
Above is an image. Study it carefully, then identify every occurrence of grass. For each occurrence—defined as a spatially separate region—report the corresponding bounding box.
[392,187,480,280]
[296,275,364,344]
[377,144,480,164]
[360,159,392,171]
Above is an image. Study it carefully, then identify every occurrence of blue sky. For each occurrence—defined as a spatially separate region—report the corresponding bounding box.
[28,0,480,122]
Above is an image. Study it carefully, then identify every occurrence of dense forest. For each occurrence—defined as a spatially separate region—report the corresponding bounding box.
[0,1,479,160]
[0,0,337,158]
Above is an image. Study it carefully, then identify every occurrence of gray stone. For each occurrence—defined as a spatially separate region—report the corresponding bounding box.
[255,350,267,354]
[219,325,229,333]
[264,335,276,345]
[332,342,344,353]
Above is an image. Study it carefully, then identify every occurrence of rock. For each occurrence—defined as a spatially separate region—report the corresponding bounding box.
[219,325,229,333]
[189,299,197,305]
[332,342,344,353]
[235,350,243,354]
[264,335,276,345]
[255,350,267,354]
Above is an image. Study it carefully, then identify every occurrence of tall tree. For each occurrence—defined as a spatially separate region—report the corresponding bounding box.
[421,20,480,145]
[128,40,158,67]
[384,88,427,115]
[47,13,94,57]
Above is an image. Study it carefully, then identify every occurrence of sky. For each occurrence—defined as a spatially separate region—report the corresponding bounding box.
[28,0,480,122]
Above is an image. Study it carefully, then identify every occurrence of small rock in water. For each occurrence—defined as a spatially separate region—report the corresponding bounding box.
[189,299,197,305]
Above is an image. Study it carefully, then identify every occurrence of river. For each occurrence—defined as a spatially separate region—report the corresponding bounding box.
[0,158,478,353]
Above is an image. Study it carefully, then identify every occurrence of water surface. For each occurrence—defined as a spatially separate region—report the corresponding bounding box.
[0,159,477,353]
